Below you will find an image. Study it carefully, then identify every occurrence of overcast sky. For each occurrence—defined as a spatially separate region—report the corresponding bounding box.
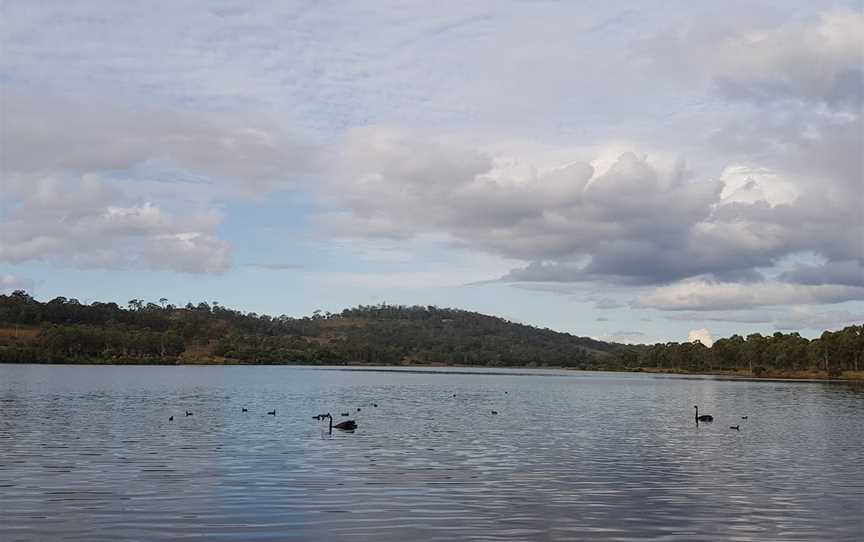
[1,0,862,344]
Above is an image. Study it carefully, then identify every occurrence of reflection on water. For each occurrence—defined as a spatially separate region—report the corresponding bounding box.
[1,365,862,541]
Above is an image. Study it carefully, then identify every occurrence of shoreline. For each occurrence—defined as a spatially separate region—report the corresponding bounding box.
[3,360,862,382]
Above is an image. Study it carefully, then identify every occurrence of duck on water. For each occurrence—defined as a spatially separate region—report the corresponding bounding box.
[694,405,713,423]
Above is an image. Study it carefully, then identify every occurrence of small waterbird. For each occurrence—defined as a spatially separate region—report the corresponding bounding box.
[242,408,248,412]
[267,409,276,416]
[169,416,173,422]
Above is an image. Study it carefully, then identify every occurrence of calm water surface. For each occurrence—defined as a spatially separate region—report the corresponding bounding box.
[1,364,862,541]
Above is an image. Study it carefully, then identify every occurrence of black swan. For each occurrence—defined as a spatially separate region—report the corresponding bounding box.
[694,406,713,422]
[741,416,748,420]
[325,414,357,432]
[730,425,740,431]
[185,411,193,417]
[491,410,498,415]
[267,409,276,416]
[340,412,350,416]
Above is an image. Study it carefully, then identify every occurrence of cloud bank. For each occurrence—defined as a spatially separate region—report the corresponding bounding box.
[310,8,863,320]
[1,93,316,273]
[1,2,860,334]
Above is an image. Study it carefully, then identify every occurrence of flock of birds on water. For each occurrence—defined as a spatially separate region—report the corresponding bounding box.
[167,404,375,433]
[695,405,749,430]
[166,399,747,433]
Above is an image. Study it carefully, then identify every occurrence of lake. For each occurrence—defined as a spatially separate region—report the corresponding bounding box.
[1,364,862,541]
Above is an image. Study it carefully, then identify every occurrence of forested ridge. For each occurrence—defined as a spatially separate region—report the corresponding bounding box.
[0,290,861,378]
[0,290,613,368]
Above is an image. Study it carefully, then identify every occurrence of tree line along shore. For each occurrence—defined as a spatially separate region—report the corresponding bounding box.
[0,290,861,380]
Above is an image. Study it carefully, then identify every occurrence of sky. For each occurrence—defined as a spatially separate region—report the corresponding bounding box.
[1,0,862,345]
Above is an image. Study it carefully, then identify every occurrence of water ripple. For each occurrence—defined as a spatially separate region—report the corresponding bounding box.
[1,364,863,541]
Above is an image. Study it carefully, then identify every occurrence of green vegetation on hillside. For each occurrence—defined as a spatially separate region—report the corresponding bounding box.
[0,290,614,367]
[0,290,861,378]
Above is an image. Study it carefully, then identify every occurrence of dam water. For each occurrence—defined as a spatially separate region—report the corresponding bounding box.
[1,364,862,541]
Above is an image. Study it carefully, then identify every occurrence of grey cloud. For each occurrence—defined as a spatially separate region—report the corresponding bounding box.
[773,309,864,331]
[329,136,740,284]
[710,268,766,284]
[594,298,626,310]
[705,111,863,271]
[663,10,864,284]
[636,6,862,286]
[715,69,863,109]
[504,262,588,283]
[325,114,860,300]
[664,307,864,332]
[0,89,321,274]
[5,92,317,191]
[246,263,305,271]
[664,310,778,324]
[342,125,854,287]
[507,282,585,296]
[316,7,861,312]
[4,2,861,312]
[711,9,864,109]
[780,260,864,287]
[0,174,232,273]
[139,234,231,274]
[637,7,863,110]
[638,280,864,311]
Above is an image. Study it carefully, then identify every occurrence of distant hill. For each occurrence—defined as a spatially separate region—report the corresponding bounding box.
[0,290,625,367]
[1,290,860,379]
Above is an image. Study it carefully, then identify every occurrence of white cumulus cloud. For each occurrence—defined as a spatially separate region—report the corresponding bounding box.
[688,328,714,347]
